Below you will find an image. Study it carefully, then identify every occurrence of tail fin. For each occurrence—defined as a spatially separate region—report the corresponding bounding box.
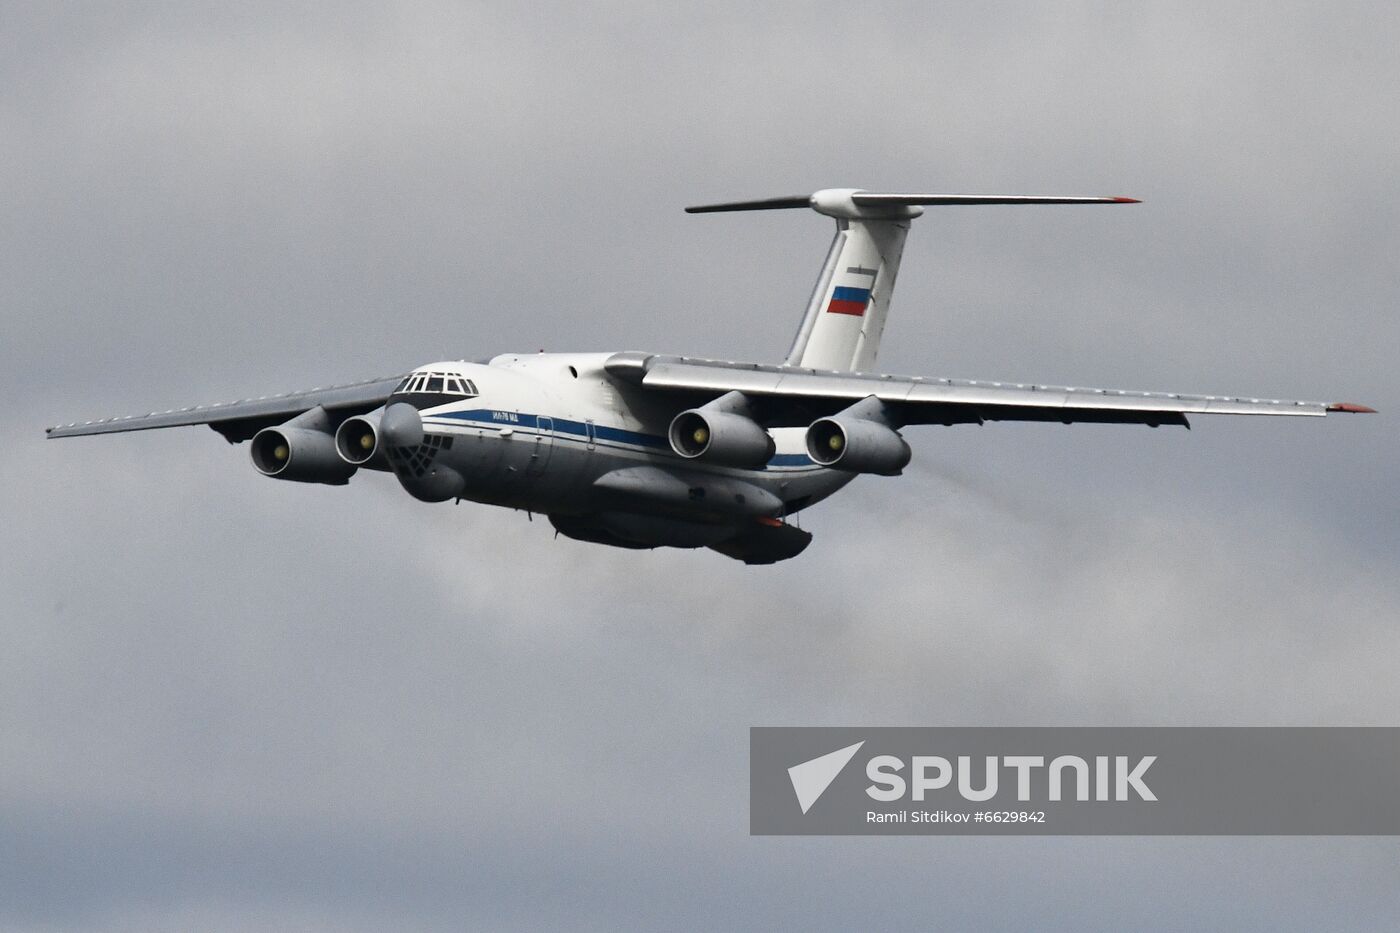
[686,189,1138,372]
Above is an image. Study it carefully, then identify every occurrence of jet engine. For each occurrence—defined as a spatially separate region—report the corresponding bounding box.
[335,409,389,469]
[805,398,911,475]
[250,406,357,484]
[668,391,775,468]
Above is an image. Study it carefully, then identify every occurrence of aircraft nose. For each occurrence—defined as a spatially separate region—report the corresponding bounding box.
[378,402,424,449]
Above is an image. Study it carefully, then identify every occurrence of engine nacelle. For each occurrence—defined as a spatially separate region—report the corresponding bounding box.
[250,406,357,484]
[335,410,389,470]
[806,416,911,475]
[668,392,775,468]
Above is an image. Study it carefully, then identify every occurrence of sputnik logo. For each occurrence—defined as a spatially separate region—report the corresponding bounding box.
[788,741,865,814]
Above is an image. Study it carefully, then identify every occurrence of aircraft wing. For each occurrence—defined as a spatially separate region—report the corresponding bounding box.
[45,375,404,442]
[603,353,1373,428]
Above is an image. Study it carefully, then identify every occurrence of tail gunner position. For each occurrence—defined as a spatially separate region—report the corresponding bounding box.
[47,189,1372,564]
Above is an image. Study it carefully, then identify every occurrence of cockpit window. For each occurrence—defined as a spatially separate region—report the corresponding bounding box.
[392,371,479,399]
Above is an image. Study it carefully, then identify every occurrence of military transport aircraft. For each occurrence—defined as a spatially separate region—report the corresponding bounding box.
[47,189,1372,563]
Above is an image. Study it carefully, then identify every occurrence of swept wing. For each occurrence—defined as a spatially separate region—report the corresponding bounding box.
[45,375,403,442]
[603,353,1372,428]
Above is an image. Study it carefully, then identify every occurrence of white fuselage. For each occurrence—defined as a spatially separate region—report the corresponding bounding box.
[384,353,853,528]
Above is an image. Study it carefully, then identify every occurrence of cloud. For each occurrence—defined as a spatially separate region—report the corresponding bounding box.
[3,1,1397,928]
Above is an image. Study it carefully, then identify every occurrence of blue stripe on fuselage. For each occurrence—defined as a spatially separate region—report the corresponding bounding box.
[423,408,814,467]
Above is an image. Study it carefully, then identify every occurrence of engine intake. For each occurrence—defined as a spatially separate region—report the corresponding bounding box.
[250,406,356,485]
[805,399,911,476]
[335,411,387,468]
[667,391,774,468]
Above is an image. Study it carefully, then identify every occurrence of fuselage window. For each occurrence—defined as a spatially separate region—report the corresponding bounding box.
[393,372,479,399]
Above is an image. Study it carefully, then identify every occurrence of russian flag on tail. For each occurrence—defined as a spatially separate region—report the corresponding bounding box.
[826,285,871,316]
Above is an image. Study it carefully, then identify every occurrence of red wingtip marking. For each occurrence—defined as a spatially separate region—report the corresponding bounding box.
[757,516,784,527]
[1111,196,1141,203]
[1327,403,1376,413]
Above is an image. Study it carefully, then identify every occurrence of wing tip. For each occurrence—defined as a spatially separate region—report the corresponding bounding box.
[1327,402,1376,413]
[1112,196,1141,203]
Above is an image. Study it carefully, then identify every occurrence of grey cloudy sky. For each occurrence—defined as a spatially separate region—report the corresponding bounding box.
[4,1,1398,929]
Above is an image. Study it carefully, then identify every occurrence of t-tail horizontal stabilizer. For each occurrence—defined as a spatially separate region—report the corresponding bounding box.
[685,188,1138,373]
[684,190,1139,215]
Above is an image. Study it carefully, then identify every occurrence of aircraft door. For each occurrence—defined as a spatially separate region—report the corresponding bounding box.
[527,416,554,476]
